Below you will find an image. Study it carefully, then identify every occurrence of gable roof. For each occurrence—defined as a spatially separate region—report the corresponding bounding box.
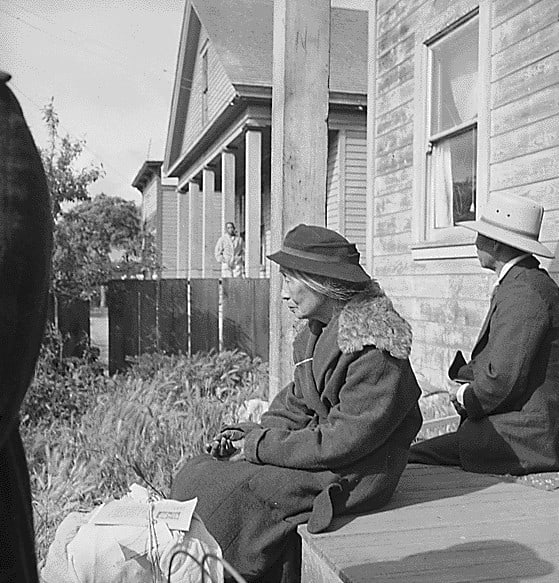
[191,0,367,94]
[164,0,367,175]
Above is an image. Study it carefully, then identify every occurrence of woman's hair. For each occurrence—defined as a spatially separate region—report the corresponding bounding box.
[281,267,371,302]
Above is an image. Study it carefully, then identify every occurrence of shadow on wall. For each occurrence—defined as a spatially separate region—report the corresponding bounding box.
[344,539,555,582]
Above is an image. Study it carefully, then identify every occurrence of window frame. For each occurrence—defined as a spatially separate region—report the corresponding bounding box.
[411,3,491,261]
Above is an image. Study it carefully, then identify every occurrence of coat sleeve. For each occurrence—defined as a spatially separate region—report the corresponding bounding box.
[244,347,413,470]
[258,380,315,430]
[462,281,551,420]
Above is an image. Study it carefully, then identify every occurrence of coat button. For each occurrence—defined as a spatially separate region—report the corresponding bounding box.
[0,70,12,83]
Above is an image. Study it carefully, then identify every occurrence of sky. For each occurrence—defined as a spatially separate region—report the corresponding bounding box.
[1,0,368,206]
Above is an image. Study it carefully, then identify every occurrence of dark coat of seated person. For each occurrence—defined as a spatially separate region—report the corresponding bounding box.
[409,192,559,476]
[171,224,423,583]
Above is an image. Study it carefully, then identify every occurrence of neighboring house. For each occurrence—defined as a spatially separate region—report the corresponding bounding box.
[132,160,180,278]
[163,0,367,278]
[367,0,559,392]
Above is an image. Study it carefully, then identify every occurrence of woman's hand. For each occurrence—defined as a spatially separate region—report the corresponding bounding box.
[206,429,245,460]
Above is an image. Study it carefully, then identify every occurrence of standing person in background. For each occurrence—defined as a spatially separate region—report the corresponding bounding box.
[215,221,245,278]
[0,70,53,582]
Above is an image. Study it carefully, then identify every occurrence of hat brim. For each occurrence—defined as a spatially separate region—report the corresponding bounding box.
[267,250,371,283]
[458,220,554,258]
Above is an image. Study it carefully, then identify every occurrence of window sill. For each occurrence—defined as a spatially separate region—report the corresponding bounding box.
[411,237,477,261]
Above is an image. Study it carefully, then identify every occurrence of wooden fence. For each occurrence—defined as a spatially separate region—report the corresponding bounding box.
[107,278,269,373]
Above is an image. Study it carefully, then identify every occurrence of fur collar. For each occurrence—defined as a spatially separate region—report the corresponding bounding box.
[336,281,412,359]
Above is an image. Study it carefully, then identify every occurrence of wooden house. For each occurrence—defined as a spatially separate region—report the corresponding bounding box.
[163,0,368,279]
[132,160,180,278]
[367,0,559,392]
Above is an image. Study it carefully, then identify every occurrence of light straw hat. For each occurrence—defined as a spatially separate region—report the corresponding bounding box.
[459,192,553,258]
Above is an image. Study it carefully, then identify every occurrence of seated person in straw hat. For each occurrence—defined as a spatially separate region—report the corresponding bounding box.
[171,224,423,582]
[409,193,559,475]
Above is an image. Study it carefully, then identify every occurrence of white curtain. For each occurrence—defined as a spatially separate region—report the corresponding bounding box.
[431,141,453,228]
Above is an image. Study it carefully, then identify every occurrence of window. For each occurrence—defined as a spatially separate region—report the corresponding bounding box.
[412,7,489,257]
[428,17,478,228]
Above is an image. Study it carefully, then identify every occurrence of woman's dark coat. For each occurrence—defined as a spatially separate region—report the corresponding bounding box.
[171,284,422,581]
[454,257,559,474]
[0,75,53,582]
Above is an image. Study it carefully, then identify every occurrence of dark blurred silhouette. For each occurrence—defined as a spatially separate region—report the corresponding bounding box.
[0,70,53,582]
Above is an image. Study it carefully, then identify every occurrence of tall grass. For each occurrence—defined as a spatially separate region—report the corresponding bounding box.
[22,330,454,566]
[21,338,268,565]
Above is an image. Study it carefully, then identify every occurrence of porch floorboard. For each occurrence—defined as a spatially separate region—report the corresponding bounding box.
[299,464,559,582]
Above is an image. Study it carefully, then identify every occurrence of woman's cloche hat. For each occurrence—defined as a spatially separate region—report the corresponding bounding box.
[267,224,370,283]
[459,192,553,258]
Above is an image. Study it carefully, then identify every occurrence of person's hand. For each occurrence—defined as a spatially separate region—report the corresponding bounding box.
[205,429,244,459]
[228,438,245,462]
[448,381,469,416]
[447,381,462,402]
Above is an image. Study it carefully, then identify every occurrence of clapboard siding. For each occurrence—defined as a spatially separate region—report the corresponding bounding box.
[491,114,559,164]
[492,21,559,80]
[326,132,341,231]
[492,0,544,26]
[370,0,559,394]
[492,0,558,54]
[376,78,414,117]
[492,50,559,109]
[492,84,558,136]
[142,178,158,224]
[375,166,413,197]
[160,190,179,277]
[345,130,367,261]
[181,30,236,153]
[490,0,559,258]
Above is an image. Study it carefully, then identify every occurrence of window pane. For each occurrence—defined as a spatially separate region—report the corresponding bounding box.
[450,128,476,224]
[429,127,477,228]
[430,19,478,135]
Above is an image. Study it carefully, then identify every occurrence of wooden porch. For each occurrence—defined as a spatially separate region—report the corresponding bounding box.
[299,464,559,582]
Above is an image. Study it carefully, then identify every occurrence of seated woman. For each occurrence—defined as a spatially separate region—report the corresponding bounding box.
[171,224,423,582]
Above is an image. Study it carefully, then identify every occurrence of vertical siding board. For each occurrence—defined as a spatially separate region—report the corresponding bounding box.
[190,278,219,354]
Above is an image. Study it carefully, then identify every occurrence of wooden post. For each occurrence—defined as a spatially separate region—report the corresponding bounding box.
[221,149,236,228]
[245,129,262,278]
[188,180,203,278]
[176,190,189,278]
[366,2,376,278]
[269,0,331,397]
[202,167,221,278]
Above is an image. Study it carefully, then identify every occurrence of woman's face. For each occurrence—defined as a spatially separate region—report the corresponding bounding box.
[281,271,329,321]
